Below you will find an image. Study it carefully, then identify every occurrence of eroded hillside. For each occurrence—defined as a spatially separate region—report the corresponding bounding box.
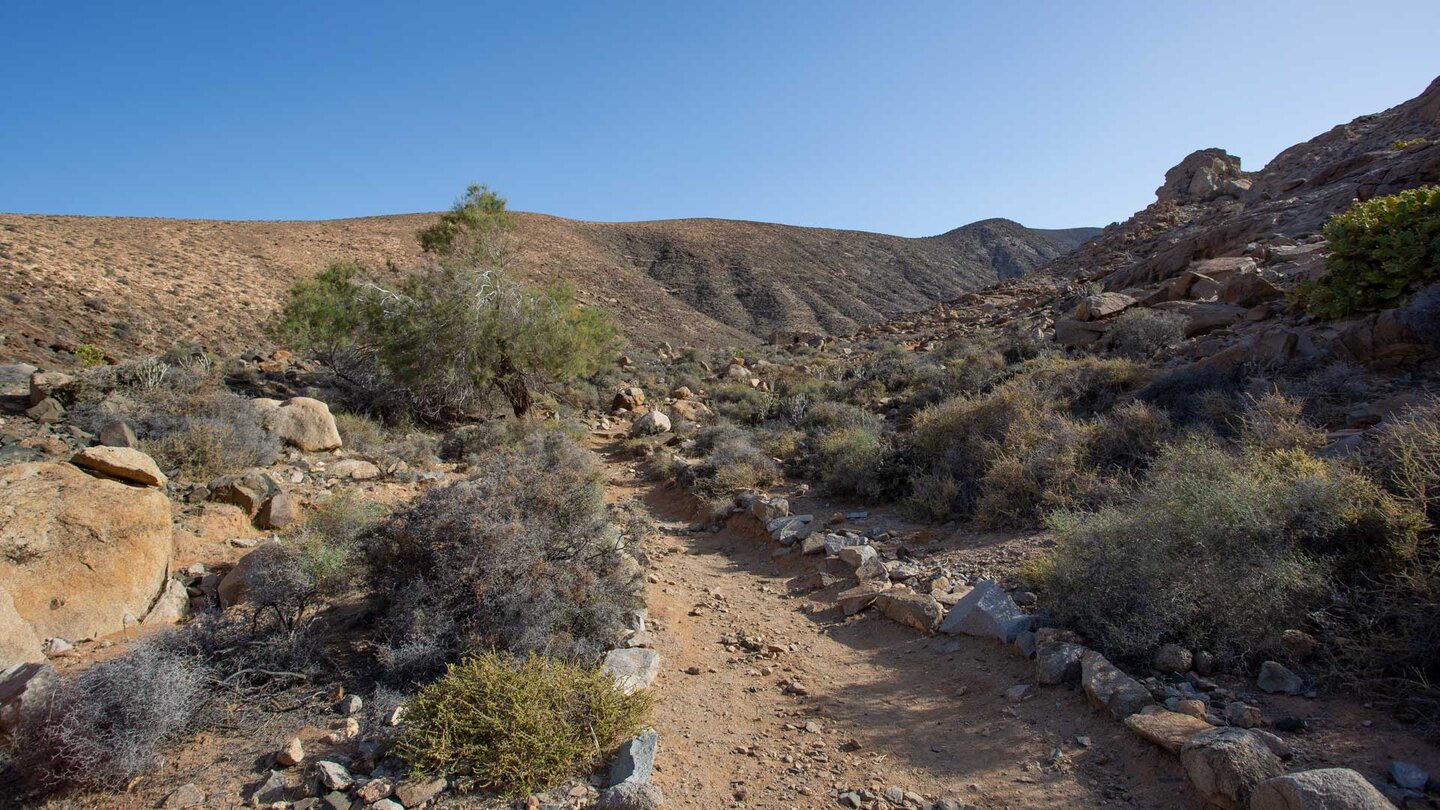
[0,211,1096,367]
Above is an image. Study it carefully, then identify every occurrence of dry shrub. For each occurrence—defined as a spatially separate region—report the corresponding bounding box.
[1239,392,1327,452]
[1101,308,1186,360]
[1038,439,1421,665]
[334,411,440,467]
[906,473,961,521]
[370,430,643,678]
[813,425,892,498]
[685,425,781,499]
[10,643,207,789]
[396,652,650,797]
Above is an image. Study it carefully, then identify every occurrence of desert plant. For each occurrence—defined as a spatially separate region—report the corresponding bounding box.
[279,187,619,420]
[396,651,651,797]
[1302,185,1440,317]
[685,425,781,499]
[1101,308,1186,360]
[1037,439,1423,664]
[10,643,207,788]
[369,431,643,676]
[73,343,105,368]
[813,425,891,498]
[1238,392,1326,452]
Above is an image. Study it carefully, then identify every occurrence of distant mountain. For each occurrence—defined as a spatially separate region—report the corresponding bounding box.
[0,210,1097,366]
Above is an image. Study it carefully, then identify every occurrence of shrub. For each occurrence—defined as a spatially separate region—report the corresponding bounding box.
[11,643,206,788]
[1238,393,1326,452]
[1366,398,1440,525]
[974,413,1103,529]
[370,431,643,676]
[813,425,890,498]
[1302,185,1440,317]
[906,473,960,521]
[710,383,774,425]
[333,411,440,467]
[1037,440,1423,664]
[1101,308,1186,360]
[280,186,619,420]
[73,343,105,368]
[686,425,781,499]
[396,651,651,797]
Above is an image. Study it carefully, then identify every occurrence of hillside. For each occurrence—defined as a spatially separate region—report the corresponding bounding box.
[0,211,1096,366]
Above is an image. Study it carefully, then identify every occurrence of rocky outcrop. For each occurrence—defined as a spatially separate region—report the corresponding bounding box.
[0,462,174,667]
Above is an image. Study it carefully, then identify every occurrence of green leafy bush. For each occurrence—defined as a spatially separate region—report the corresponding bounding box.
[396,652,650,797]
[1302,185,1440,317]
[279,187,619,420]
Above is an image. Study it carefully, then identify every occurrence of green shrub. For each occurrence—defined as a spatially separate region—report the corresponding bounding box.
[814,425,890,498]
[73,343,105,368]
[1037,440,1422,664]
[710,382,774,425]
[685,425,781,499]
[1238,393,1326,452]
[1393,137,1430,150]
[279,186,619,420]
[1302,185,1440,317]
[396,652,651,797]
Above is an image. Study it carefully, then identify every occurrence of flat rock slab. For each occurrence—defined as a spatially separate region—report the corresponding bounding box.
[837,582,889,616]
[1125,709,1214,755]
[71,445,166,487]
[603,648,661,694]
[875,591,944,633]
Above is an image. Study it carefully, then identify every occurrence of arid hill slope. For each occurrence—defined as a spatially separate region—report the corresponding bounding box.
[0,210,1096,366]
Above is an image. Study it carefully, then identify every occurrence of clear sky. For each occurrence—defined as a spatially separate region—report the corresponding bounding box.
[2,2,1438,236]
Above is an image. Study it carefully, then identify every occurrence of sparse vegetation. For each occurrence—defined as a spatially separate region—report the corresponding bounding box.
[396,651,651,797]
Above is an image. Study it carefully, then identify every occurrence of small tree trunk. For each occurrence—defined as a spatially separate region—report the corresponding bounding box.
[496,354,530,418]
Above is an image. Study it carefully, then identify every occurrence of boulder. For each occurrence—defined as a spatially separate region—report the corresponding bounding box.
[0,661,56,734]
[837,582,888,615]
[98,419,138,449]
[597,781,664,810]
[875,592,944,633]
[1221,272,1284,308]
[612,386,645,411]
[838,544,877,568]
[71,445,167,487]
[1075,292,1137,321]
[1054,319,1107,347]
[0,462,173,668]
[1250,768,1395,810]
[751,498,790,525]
[0,363,39,396]
[603,648,661,694]
[1156,148,1248,204]
[218,543,279,608]
[25,397,65,424]
[208,471,280,515]
[328,458,379,480]
[1257,661,1304,695]
[854,555,890,584]
[1154,643,1194,674]
[608,728,658,786]
[823,534,869,555]
[1124,708,1214,755]
[1180,728,1285,810]
[939,579,1030,643]
[669,399,714,423]
[28,371,74,406]
[255,489,294,530]
[315,760,353,791]
[256,397,342,451]
[1035,641,1086,685]
[630,410,671,438]
[142,578,190,625]
[1081,650,1153,719]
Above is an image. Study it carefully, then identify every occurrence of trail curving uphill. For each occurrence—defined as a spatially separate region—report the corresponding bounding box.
[591,436,1191,809]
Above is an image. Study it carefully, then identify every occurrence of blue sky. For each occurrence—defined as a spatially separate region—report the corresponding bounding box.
[2,2,1438,236]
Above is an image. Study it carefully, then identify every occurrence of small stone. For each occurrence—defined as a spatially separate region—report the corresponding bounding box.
[162,783,206,808]
[98,419,138,448]
[596,781,663,810]
[355,777,394,802]
[1004,684,1033,703]
[338,694,363,715]
[1193,650,1216,675]
[275,736,304,767]
[42,637,74,657]
[315,760,353,791]
[1177,699,1207,719]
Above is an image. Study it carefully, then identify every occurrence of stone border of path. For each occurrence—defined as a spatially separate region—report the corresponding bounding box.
[728,493,1401,810]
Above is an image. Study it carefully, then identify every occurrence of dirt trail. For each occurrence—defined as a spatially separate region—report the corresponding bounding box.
[591,436,1193,810]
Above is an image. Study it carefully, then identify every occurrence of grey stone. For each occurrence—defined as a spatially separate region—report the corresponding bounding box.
[1252,768,1395,810]
[823,534,869,555]
[393,775,447,807]
[603,648,661,694]
[854,556,890,584]
[608,728,659,787]
[597,781,663,810]
[25,397,65,424]
[799,534,827,555]
[162,783,206,808]
[1081,650,1153,719]
[1180,728,1284,810]
[316,759,354,790]
[0,662,56,734]
[750,497,789,524]
[1012,630,1036,659]
[939,579,1030,643]
[338,694,363,715]
[1257,661,1304,695]
[838,544,877,568]
[1390,761,1428,791]
[368,800,404,810]
[246,770,293,805]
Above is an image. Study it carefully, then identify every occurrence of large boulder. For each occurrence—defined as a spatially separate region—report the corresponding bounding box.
[1180,728,1285,810]
[0,463,173,667]
[1074,292,1136,321]
[1156,148,1250,203]
[602,648,661,694]
[875,591,944,633]
[255,397,342,452]
[1250,768,1396,810]
[630,410,671,438]
[1081,650,1153,719]
[71,445,167,487]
